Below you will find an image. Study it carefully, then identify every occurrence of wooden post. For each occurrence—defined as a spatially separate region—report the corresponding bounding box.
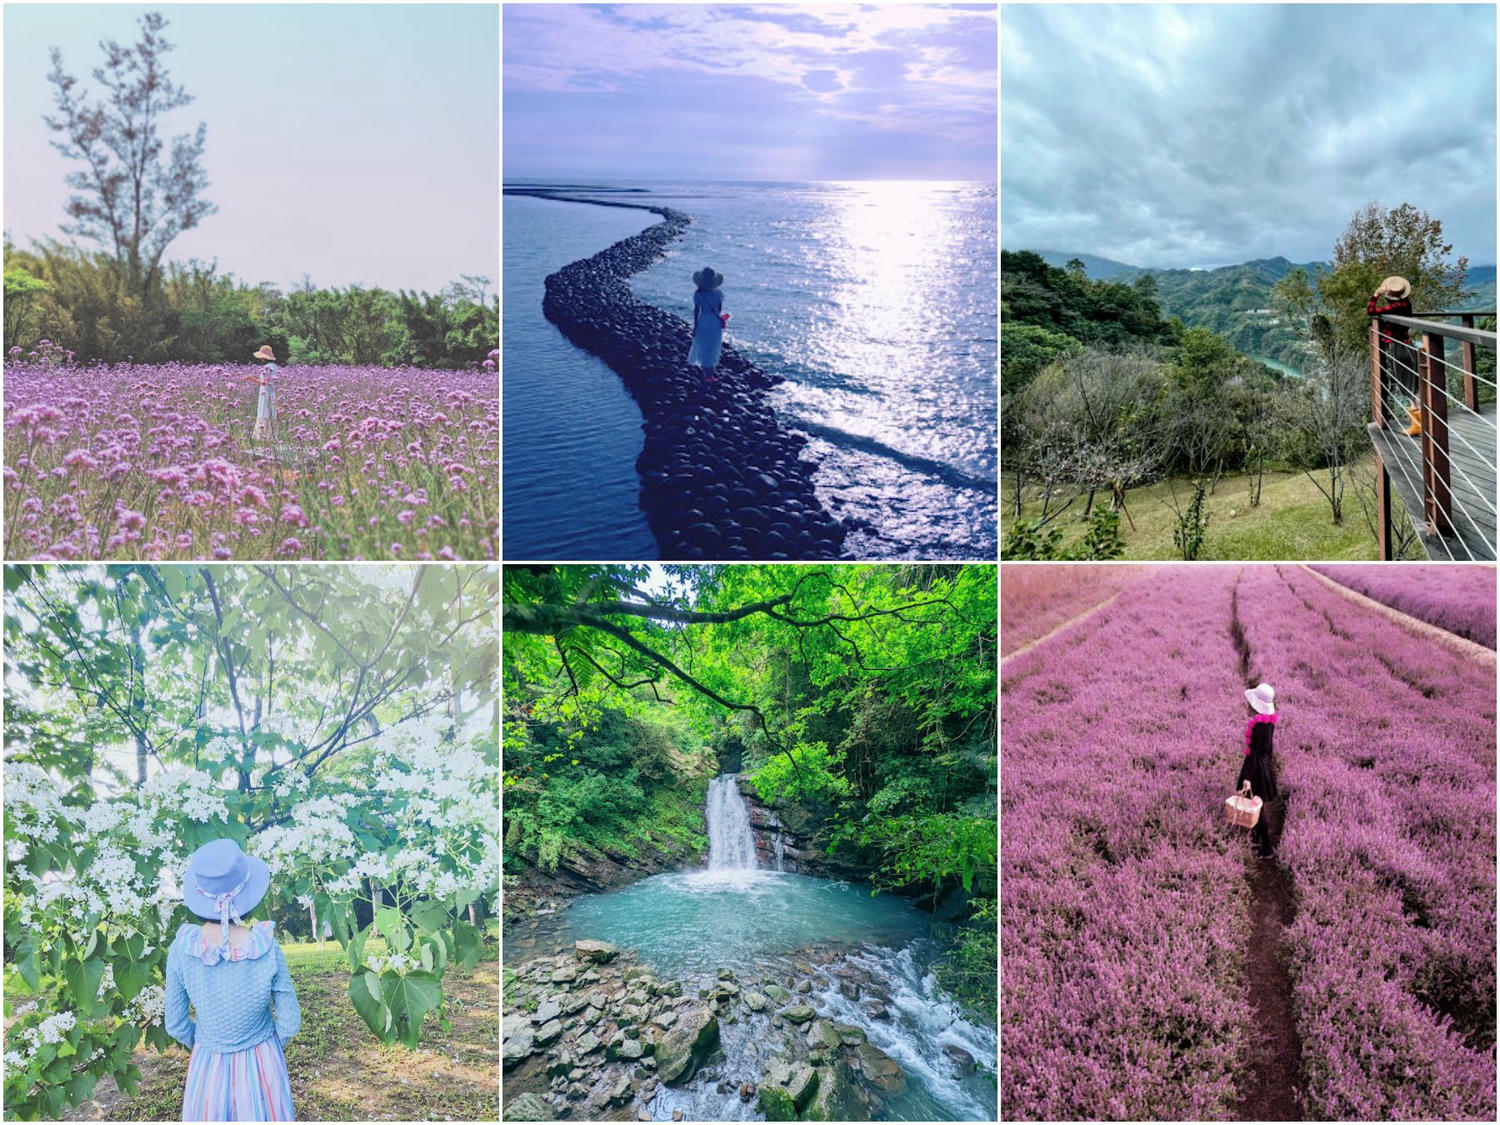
[1460,314,1479,410]
[1377,460,1392,560]
[1422,331,1453,535]
[1369,319,1384,428]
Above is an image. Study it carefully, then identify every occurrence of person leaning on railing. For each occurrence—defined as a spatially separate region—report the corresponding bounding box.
[1367,276,1421,435]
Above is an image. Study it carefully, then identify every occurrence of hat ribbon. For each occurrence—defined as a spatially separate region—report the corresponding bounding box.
[196,876,249,950]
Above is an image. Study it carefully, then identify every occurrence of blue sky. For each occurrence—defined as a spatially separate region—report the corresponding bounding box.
[503,3,997,182]
[5,4,498,293]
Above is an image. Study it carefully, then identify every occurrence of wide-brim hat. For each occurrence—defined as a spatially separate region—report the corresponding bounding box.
[252,345,276,361]
[693,267,724,290]
[183,838,270,921]
[1245,683,1276,715]
[1381,276,1411,299]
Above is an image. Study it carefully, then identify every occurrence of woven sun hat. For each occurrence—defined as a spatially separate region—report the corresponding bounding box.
[252,345,276,361]
[1245,683,1277,715]
[183,838,270,923]
[693,267,724,290]
[1381,276,1411,299]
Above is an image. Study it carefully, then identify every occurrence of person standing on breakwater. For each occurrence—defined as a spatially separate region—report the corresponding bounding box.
[688,266,727,382]
[1237,683,1280,859]
[247,344,279,442]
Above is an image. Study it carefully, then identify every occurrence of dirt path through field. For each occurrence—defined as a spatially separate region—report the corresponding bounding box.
[1300,565,1496,669]
[1001,589,1126,666]
[1236,853,1304,1121]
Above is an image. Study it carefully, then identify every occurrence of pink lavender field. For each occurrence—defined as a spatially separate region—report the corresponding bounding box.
[3,359,497,560]
[1000,563,1140,656]
[1002,565,1495,1120]
[1313,564,1497,649]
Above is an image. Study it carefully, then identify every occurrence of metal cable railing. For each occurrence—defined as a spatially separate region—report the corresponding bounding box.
[1369,314,1498,557]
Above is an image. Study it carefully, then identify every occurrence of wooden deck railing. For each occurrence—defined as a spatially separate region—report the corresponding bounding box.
[1368,312,1497,560]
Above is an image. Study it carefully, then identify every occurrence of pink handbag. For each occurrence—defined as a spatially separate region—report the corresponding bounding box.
[1225,780,1263,828]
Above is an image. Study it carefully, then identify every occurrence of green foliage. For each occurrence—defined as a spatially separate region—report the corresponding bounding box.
[2,240,496,367]
[1001,250,1177,350]
[1002,505,1123,561]
[935,899,997,1025]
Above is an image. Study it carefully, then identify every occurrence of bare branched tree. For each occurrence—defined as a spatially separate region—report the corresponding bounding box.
[44,11,216,298]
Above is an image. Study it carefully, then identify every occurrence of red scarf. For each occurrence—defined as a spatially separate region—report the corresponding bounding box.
[1244,712,1277,755]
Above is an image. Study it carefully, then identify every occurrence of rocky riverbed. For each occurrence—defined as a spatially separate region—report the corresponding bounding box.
[502,940,956,1122]
[506,188,847,561]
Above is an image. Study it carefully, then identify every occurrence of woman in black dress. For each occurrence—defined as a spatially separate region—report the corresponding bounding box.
[1238,683,1279,858]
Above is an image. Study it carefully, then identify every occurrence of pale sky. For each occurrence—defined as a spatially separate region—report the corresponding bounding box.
[1003,4,1496,268]
[5,4,499,293]
[504,3,997,181]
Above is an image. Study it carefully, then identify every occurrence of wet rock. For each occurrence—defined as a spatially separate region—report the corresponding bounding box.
[607,1073,632,1106]
[505,1091,557,1120]
[551,965,579,984]
[502,1028,536,1068]
[739,1081,756,1101]
[743,991,767,1012]
[859,1000,888,1020]
[717,968,737,981]
[762,984,791,1004]
[803,1061,866,1122]
[546,1053,574,1078]
[576,1032,602,1055]
[780,1004,817,1025]
[850,1042,906,1096]
[636,1109,651,1122]
[794,980,813,994]
[838,980,860,1001]
[757,1084,797,1122]
[620,1038,647,1061]
[653,1011,679,1030]
[654,1006,721,1085]
[534,1019,564,1046]
[832,1022,866,1045]
[944,1044,977,1071]
[767,1061,819,1108]
[672,1111,684,1122]
[533,998,562,1024]
[806,1018,842,1050]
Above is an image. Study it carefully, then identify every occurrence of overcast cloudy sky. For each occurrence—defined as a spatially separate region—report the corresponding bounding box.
[505,3,996,181]
[1003,4,1496,268]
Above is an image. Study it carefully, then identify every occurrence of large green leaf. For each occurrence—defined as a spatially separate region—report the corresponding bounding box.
[346,923,372,973]
[451,921,484,972]
[348,970,392,1041]
[375,906,410,954]
[381,970,443,1048]
[62,957,107,1016]
[409,900,449,934]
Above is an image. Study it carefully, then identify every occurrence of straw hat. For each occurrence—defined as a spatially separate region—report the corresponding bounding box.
[1380,276,1411,299]
[253,345,276,361]
[693,267,724,291]
[1245,683,1276,715]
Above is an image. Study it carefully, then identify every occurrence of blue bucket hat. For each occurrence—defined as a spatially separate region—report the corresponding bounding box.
[183,839,270,945]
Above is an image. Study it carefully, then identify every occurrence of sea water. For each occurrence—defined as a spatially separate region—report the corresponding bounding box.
[504,181,998,560]
[502,193,659,559]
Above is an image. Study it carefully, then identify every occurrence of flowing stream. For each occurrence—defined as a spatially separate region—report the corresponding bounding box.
[552,774,997,1121]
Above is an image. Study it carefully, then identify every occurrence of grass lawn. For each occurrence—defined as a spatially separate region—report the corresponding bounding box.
[1001,460,1404,561]
[62,925,498,1122]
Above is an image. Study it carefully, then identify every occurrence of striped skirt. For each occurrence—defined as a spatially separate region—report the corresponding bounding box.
[182,1035,295,1121]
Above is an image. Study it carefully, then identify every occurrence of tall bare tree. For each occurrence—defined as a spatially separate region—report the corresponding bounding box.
[44,11,216,298]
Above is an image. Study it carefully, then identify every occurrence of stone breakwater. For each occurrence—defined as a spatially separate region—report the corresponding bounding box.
[508,188,846,560]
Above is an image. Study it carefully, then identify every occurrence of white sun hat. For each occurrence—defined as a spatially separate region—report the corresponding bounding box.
[1245,683,1276,715]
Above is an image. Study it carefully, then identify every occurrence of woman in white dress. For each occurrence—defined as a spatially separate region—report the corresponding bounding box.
[687,266,726,380]
[249,344,278,441]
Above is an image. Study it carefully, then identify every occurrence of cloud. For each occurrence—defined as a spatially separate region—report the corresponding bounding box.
[504,3,996,178]
[1002,3,1496,266]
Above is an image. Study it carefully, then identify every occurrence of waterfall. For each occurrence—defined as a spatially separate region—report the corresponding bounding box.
[772,830,786,872]
[706,774,757,870]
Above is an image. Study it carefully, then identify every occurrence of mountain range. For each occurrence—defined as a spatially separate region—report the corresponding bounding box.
[1032,251,1497,368]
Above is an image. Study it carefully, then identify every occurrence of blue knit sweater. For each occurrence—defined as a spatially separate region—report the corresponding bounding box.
[165,921,301,1054]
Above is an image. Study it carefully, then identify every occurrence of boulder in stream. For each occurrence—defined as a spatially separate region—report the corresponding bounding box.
[654,1006,721,1085]
[802,1060,867,1122]
[850,1041,906,1096]
[780,1004,817,1025]
[504,1091,557,1121]
[757,1085,797,1122]
[766,1060,820,1108]
[762,984,791,1004]
[805,1019,842,1051]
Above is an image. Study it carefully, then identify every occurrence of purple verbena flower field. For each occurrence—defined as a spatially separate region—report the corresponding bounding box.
[1312,564,1497,650]
[1000,563,1141,655]
[1001,565,1496,1120]
[3,357,497,560]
